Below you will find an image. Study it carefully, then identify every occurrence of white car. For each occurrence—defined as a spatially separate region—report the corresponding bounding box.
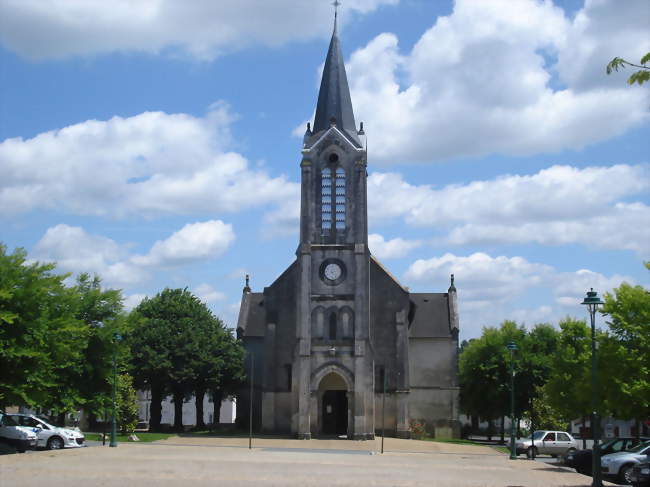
[515,430,578,458]
[601,440,650,484]
[0,411,38,453]
[9,414,85,450]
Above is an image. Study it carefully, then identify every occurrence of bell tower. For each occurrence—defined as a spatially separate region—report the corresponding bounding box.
[293,10,374,440]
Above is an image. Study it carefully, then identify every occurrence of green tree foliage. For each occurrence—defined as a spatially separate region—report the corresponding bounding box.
[0,245,87,409]
[607,52,650,85]
[460,321,559,436]
[116,373,139,435]
[128,288,245,431]
[600,280,650,426]
[70,274,125,424]
[543,318,593,423]
[530,385,571,431]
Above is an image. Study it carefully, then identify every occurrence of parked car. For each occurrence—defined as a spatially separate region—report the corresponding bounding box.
[630,459,650,487]
[515,430,578,458]
[0,411,38,453]
[8,414,85,450]
[565,437,650,475]
[601,440,650,484]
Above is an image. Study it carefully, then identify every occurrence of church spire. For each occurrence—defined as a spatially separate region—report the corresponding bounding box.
[312,3,360,145]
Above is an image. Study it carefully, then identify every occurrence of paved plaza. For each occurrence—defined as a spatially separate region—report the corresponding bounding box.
[1,437,617,487]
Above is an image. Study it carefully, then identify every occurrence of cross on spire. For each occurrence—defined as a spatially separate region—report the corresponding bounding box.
[332,0,341,21]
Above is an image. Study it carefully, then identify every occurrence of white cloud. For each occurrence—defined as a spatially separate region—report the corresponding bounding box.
[0,0,397,61]
[0,104,299,219]
[368,164,650,256]
[193,283,226,304]
[123,293,147,311]
[404,251,636,338]
[32,224,149,287]
[321,0,650,163]
[132,220,234,267]
[31,220,235,289]
[368,233,421,259]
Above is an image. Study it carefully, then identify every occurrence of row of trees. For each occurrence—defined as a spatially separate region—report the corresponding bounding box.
[460,265,649,440]
[0,244,245,432]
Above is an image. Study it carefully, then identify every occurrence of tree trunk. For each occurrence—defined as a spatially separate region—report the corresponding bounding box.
[149,386,163,431]
[636,419,641,442]
[212,389,224,427]
[582,416,587,449]
[195,387,206,430]
[500,416,505,444]
[487,419,493,441]
[516,418,521,439]
[56,412,66,427]
[173,390,184,432]
[471,415,479,436]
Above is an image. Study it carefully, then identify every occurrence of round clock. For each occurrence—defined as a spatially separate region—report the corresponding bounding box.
[324,263,342,281]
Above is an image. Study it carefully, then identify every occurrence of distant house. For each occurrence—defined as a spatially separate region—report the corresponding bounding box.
[136,391,235,428]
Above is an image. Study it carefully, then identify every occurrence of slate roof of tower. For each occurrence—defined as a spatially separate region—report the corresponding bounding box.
[409,293,452,338]
[312,19,361,146]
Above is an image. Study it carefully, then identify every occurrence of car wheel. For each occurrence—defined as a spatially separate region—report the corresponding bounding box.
[618,464,633,485]
[526,446,538,459]
[47,436,64,450]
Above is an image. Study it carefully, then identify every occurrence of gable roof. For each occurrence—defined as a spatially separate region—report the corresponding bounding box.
[409,293,452,338]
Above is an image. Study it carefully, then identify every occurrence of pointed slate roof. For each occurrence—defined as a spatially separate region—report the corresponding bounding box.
[313,18,360,145]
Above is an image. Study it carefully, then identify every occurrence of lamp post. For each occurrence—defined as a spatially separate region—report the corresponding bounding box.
[109,333,122,448]
[507,341,518,460]
[581,288,604,487]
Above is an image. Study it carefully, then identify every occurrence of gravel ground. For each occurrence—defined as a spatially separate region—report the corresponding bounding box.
[0,437,620,487]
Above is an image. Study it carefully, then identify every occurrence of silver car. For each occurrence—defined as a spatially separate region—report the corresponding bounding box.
[515,430,578,458]
[9,414,85,450]
[601,440,650,484]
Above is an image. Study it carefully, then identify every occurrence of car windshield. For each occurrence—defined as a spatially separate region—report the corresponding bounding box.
[36,417,53,428]
[627,441,650,453]
[531,431,546,440]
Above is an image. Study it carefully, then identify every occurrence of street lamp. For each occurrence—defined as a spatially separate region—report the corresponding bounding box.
[109,333,122,448]
[506,341,518,460]
[581,288,604,487]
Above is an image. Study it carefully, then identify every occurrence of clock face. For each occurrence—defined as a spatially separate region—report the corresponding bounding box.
[324,263,342,281]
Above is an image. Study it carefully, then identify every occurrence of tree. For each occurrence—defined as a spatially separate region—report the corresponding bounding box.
[0,244,87,410]
[116,373,139,435]
[128,288,242,431]
[72,273,125,428]
[206,330,245,426]
[600,279,650,439]
[606,52,650,85]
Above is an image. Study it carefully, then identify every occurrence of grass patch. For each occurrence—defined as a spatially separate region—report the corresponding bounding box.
[492,446,510,454]
[85,432,177,443]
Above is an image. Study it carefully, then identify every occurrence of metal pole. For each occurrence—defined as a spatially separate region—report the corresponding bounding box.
[509,348,516,460]
[249,353,254,450]
[590,307,602,487]
[381,370,386,454]
[109,348,117,447]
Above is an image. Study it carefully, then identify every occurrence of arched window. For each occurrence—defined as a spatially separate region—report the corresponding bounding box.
[335,167,346,230]
[321,168,332,230]
[329,312,337,340]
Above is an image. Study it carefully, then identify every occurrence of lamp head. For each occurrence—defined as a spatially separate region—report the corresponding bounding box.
[581,288,604,313]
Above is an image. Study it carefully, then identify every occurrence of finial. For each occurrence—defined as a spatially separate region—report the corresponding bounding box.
[449,273,456,291]
[332,0,341,31]
[358,121,365,135]
[307,122,312,133]
[243,274,251,293]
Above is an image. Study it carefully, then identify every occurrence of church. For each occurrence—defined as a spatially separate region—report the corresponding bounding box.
[236,16,459,440]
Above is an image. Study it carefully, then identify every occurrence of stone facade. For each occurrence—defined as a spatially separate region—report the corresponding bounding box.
[237,20,459,440]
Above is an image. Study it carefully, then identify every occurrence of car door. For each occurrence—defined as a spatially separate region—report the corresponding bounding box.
[556,432,573,454]
[541,432,556,454]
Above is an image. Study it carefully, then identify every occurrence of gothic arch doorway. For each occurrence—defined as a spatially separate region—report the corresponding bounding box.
[317,372,349,437]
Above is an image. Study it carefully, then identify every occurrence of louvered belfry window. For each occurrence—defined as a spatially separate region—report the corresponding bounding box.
[321,167,332,230]
[335,167,346,229]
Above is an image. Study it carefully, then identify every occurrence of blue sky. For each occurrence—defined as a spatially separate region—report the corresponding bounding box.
[1,0,648,340]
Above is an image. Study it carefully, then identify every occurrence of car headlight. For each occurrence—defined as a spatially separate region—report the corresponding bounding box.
[641,468,650,475]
